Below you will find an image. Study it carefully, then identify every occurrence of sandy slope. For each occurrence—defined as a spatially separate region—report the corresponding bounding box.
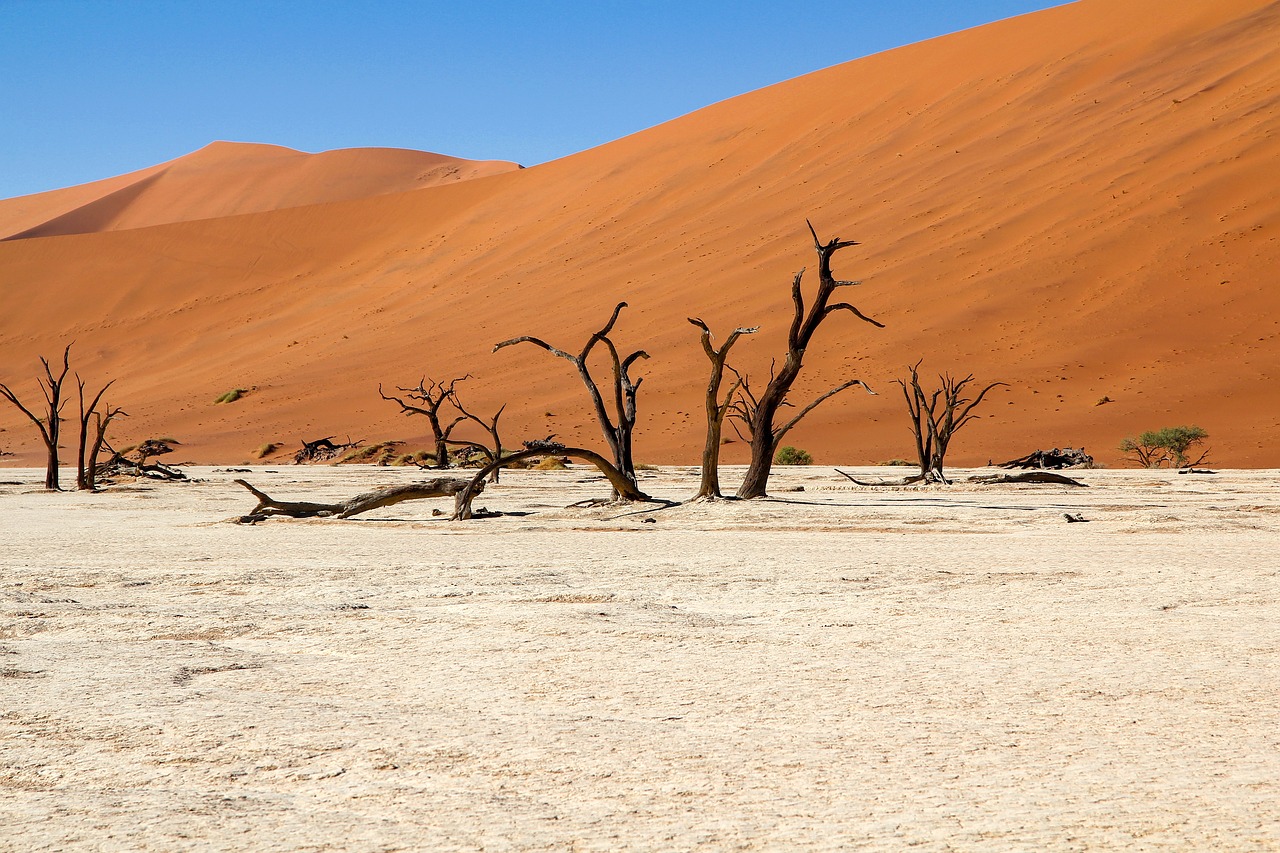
[1,465,1278,850]
[1,0,1278,468]
[0,142,519,239]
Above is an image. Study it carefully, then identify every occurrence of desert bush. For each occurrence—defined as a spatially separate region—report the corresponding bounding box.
[534,456,568,470]
[877,458,913,467]
[254,442,280,459]
[214,388,248,404]
[338,441,405,466]
[1119,425,1209,468]
[774,446,813,465]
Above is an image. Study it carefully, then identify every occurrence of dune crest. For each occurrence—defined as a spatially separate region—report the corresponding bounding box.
[0,141,519,239]
[1,0,1277,468]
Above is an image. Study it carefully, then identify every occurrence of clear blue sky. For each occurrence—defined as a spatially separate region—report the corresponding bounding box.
[1,0,1066,199]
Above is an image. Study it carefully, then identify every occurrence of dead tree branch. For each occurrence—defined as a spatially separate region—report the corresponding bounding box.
[453,442,655,520]
[379,375,470,468]
[0,344,73,490]
[495,302,648,495]
[234,476,478,523]
[898,361,1006,484]
[736,223,881,499]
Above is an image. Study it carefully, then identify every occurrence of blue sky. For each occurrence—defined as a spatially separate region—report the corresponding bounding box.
[1,1,1065,199]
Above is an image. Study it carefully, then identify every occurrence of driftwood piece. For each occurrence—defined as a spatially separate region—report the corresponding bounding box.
[999,448,1093,470]
[969,472,1088,487]
[234,477,478,522]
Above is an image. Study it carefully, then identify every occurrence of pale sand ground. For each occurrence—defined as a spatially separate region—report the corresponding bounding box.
[1,465,1277,851]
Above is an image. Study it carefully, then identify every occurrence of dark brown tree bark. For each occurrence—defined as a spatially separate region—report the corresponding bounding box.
[494,302,648,496]
[735,223,881,499]
[898,362,1006,484]
[234,476,478,522]
[85,404,126,489]
[688,318,756,499]
[452,443,652,520]
[379,376,469,468]
[444,397,506,482]
[75,375,118,491]
[0,345,73,490]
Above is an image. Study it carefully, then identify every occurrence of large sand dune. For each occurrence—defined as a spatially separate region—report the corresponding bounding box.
[1,0,1277,468]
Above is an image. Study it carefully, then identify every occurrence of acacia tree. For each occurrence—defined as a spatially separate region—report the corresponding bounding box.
[0,345,73,490]
[445,396,507,482]
[899,361,1005,484]
[1119,426,1209,469]
[734,223,881,499]
[688,318,757,499]
[379,376,470,468]
[494,302,648,495]
[75,374,124,490]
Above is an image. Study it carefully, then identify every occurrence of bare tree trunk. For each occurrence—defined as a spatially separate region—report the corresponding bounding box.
[688,318,756,499]
[735,224,881,499]
[453,443,652,520]
[379,376,469,469]
[76,376,117,490]
[234,477,477,522]
[897,362,1006,484]
[0,345,73,490]
[495,302,648,496]
[449,396,506,483]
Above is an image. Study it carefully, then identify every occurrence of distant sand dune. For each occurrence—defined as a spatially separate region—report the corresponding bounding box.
[1,0,1277,468]
[0,141,519,239]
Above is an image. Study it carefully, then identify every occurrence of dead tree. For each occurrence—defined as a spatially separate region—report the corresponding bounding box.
[734,223,881,499]
[105,438,188,481]
[445,396,507,482]
[83,403,126,489]
[453,440,653,520]
[494,302,648,495]
[1000,448,1093,470]
[379,376,469,468]
[294,436,361,464]
[234,477,477,522]
[75,375,120,490]
[688,318,757,499]
[898,362,1006,484]
[0,345,73,490]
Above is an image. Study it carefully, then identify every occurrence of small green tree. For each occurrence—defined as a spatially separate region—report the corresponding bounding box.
[1119,425,1209,468]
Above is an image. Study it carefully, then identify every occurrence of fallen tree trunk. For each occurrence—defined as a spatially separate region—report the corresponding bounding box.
[234,477,477,522]
[835,468,1086,487]
[999,448,1093,469]
[834,468,924,486]
[454,444,652,520]
[968,472,1087,486]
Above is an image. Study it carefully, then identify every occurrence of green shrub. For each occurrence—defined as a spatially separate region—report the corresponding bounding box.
[774,446,813,465]
[1119,425,1209,468]
[254,442,280,459]
[214,388,248,404]
[534,456,568,470]
[877,458,913,467]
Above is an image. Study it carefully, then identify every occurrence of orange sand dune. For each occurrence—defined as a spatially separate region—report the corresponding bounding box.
[1,0,1278,470]
[0,142,519,240]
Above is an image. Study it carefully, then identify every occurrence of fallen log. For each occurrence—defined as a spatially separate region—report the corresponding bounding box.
[999,447,1093,470]
[834,468,925,486]
[969,472,1088,487]
[234,477,478,522]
